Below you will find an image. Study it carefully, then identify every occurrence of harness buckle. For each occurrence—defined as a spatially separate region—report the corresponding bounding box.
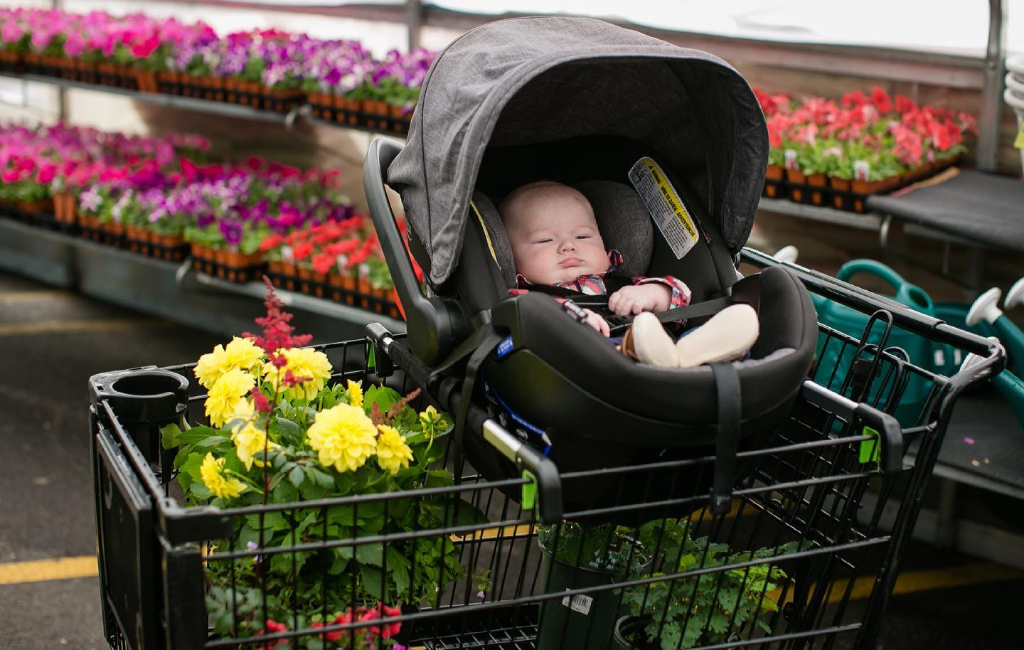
[560,299,589,324]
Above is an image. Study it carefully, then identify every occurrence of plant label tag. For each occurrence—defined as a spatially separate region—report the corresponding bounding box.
[629,157,699,260]
[335,254,348,273]
[854,161,870,182]
[1015,119,1024,149]
[561,591,593,616]
[282,246,294,263]
[784,149,798,170]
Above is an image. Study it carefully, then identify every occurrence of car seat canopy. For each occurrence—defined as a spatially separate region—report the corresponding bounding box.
[388,16,769,286]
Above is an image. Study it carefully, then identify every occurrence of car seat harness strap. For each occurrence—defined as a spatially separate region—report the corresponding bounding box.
[710,361,741,515]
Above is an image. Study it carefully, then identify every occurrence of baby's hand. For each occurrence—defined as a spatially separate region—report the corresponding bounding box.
[608,284,672,315]
[581,309,610,337]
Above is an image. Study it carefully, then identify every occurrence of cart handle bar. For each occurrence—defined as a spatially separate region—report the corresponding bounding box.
[742,248,1005,389]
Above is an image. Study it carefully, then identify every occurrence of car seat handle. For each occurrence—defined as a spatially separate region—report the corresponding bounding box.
[363,138,468,366]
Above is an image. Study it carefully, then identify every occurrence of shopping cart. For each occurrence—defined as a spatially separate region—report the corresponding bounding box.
[89,250,1002,650]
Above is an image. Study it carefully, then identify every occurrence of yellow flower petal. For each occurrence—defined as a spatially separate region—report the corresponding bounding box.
[199,452,246,499]
[306,403,376,473]
[346,379,363,407]
[375,424,414,475]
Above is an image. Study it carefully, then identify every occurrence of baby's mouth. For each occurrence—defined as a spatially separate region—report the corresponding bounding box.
[560,257,584,268]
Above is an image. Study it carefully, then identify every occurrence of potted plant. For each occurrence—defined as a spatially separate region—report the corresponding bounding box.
[536,521,649,650]
[613,520,799,650]
[161,282,484,648]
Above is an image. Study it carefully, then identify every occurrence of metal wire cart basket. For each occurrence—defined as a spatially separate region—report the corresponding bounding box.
[89,251,1002,650]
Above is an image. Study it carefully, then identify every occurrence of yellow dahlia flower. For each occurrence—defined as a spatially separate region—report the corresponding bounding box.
[205,368,256,427]
[375,425,414,475]
[306,403,377,473]
[228,399,277,470]
[224,337,264,373]
[263,347,333,401]
[346,379,363,407]
[199,452,246,499]
[194,337,264,389]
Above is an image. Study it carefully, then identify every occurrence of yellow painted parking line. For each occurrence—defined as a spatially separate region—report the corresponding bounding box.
[0,556,98,585]
[0,318,173,336]
[0,290,72,302]
[836,562,1024,603]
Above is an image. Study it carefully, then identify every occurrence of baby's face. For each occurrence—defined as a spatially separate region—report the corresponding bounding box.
[505,189,608,285]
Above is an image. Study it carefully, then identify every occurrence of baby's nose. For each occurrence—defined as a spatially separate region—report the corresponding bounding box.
[560,239,577,252]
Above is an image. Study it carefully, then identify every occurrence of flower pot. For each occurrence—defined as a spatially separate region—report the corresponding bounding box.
[536,544,629,650]
[17,198,54,215]
[223,250,263,283]
[297,266,314,295]
[364,99,390,131]
[388,103,410,133]
[75,59,97,84]
[611,616,651,650]
[265,86,304,114]
[850,178,890,213]
[240,81,263,108]
[334,96,361,125]
[157,70,178,95]
[356,277,373,309]
[785,169,807,203]
[806,173,827,206]
[0,50,23,74]
[134,70,158,93]
[829,177,852,210]
[340,274,357,305]
[763,165,783,198]
[308,92,333,121]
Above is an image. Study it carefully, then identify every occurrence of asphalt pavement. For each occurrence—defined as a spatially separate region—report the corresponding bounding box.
[0,267,1020,650]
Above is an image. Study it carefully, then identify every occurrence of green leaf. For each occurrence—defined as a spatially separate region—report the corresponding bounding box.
[274,417,301,439]
[180,452,205,483]
[272,479,299,503]
[188,435,230,450]
[356,543,384,567]
[160,423,183,449]
[360,564,384,600]
[288,466,305,488]
[306,467,334,489]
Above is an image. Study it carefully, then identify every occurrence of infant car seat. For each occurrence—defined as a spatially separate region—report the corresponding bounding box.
[365,17,818,519]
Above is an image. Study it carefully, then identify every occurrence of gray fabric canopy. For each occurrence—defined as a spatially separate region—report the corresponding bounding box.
[388,16,768,286]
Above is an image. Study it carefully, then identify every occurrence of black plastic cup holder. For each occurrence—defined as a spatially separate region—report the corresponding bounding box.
[92,368,189,469]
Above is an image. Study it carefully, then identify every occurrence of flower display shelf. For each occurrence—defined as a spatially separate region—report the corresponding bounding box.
[265,264,401,320]
[763,160,960,214]
[0,71,414,136]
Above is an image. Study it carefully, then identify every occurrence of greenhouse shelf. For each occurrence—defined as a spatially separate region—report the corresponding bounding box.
[757,196,883,230]
[0,72,294,124]
[0,72,410,137]
[0,218,404,341]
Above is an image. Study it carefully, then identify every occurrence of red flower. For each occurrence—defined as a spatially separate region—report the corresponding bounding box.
[246,155,265,172]
[292,241,314,261]
[870,86,893,115]
[259,233,285,253]
[312,252,335,275]
[841,89,868,109]
[179,156,198,182]
[250,387,272,414]
[35,164,56,185]
[895,94,918,115]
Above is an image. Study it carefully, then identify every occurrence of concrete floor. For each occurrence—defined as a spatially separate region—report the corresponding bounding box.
[0,209,1021,649]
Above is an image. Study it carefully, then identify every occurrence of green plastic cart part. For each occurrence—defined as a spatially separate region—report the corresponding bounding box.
[522,469,537,511]
[366,340,376,370]
[859,426,880,465]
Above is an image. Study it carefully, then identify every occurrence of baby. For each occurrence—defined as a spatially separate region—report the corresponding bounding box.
[499,181,758,368]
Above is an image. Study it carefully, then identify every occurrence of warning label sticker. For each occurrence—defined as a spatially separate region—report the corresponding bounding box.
[561,591,594,616]
[628,157,699,260]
